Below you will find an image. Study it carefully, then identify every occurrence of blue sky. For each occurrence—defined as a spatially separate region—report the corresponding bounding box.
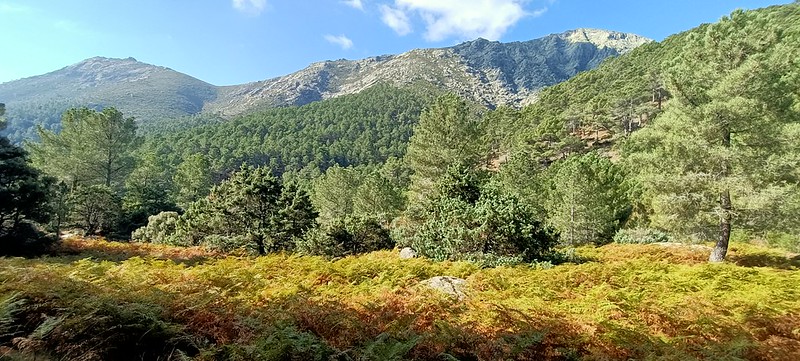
[0,0,792,86]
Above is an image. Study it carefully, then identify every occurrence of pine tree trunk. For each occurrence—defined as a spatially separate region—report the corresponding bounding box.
[570,202,575,245]
[254,234,266,256]
[710,189,732,262]
[710,126,732,262]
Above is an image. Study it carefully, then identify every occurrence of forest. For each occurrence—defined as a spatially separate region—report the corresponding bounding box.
[0,3,799,360]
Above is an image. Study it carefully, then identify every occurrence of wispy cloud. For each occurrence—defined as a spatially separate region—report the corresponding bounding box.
[380,5,412,36]
[232,0,267,16]
[324,34,354,49]
[341,0,364,10]
[382,0,546,42]
[0,2,32,14]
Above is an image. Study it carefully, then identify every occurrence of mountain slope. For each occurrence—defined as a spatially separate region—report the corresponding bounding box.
[207,29,650,116]
[0,57,218,140]
[509,3,799,154]
[0,29,649,142]
[149,83,432,178]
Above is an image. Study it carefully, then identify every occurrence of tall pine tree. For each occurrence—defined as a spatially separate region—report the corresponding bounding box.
[404,94,483,209]
[30,107,140,190]
[624,9,800,261]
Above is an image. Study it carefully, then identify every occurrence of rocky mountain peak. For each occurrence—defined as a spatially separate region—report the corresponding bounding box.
[560,28,652,54]
[60,56,163,87]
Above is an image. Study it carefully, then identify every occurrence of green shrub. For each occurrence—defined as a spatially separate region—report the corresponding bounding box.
[296,216,394,258]
[131,211,181,245]
[613,228,670,244]
[408,165,556,266]
[147,165,317,255]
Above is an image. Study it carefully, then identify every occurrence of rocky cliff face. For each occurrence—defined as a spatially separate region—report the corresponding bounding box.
[208,29,651,115]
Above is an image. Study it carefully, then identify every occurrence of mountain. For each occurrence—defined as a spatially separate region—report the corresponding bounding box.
[207,29,650,116]
[0,56,216,114]
[0,57,218,141]
[501,3,800,165]
[0,28,650,142]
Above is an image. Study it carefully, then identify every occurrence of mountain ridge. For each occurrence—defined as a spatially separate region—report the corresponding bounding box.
[0,28,651,141]
[210,28,651,113]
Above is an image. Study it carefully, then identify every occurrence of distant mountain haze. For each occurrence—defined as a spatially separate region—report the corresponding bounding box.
[0,29,650,142]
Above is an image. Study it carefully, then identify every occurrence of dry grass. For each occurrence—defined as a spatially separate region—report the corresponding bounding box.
[0,239,797,360]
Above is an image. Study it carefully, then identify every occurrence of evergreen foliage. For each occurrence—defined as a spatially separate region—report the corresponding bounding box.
[310,165,364,224]
[496,3,800,259]
[405,94,484,208]
[622,5,800,261]
[130,211,180,245]
[407,164,555,267]
[69,184,121,236]
[311,163,406,226]
[27,107,142,237]
[30,107,140,190]
[146,84,429,178]
[296,216,394,259]
[543,152,630,246]
[140,165,317,254]
[120,150,179,236]
[172,153,213,210]
[0,104,55,254]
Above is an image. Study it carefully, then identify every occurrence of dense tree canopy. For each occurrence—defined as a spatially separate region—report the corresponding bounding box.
[623,6,800,261]
[145,84,431,179]
[163,165,317,255]
[26,107,142,236]
[405,94,484,208]
[543,152,629,246]
[0,103,54,254]
[30,107,140,190]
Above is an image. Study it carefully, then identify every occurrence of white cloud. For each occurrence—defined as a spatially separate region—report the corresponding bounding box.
[341,0,364,10]
[324,34,354,49]
[380,5,412,36]
[232,0,267,15]
[384,0,545,42]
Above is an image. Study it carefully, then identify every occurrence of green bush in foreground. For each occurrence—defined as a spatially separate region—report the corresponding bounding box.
[408,164,556,267]
[131,211,181,245]
[296,216,394,259]
[613,227,670,244]
[135,165,318,254]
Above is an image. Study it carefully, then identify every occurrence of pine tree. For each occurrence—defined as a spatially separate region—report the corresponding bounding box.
[28,107,140,236]
[0,103,54,253]
[310,165,363,224]
[544,152,630,245]
[177,165,317,255]
[173,153,213,210]
[30,107,140,190]
[405,94,483,208]
[624,9,800,261]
